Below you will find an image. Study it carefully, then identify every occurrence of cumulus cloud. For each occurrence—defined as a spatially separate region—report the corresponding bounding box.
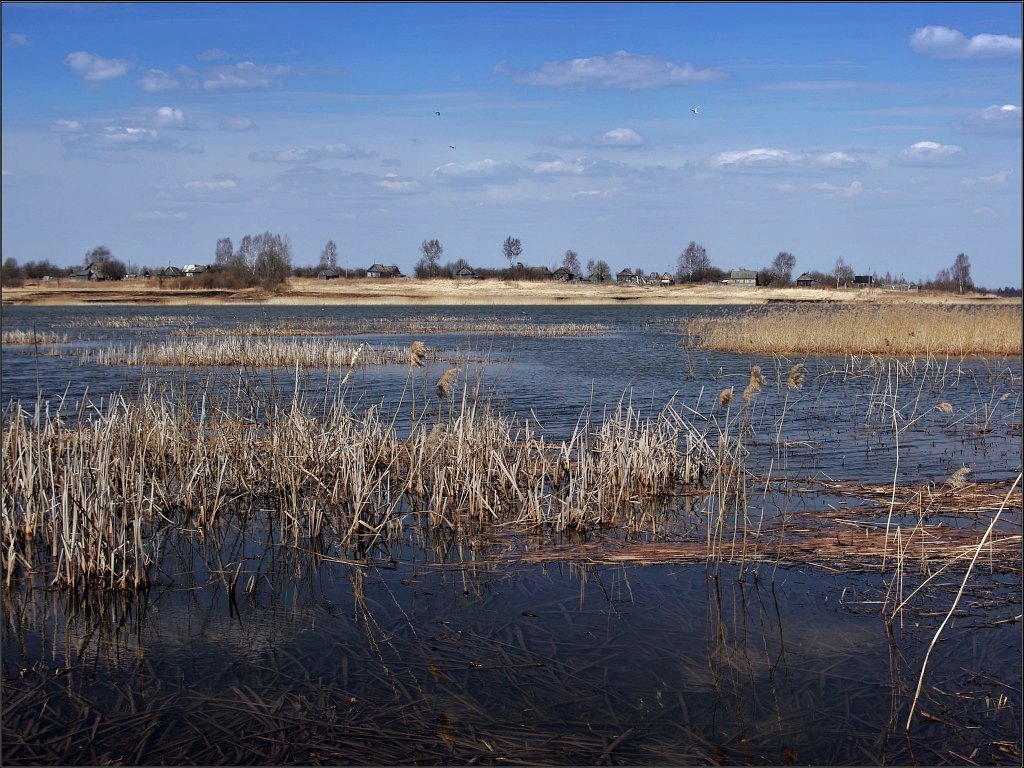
[154,107,186,128]
[710,147,802,171]
[219,116,256,132]
[812,151,863,169]
[910,26,1021,59]
[248,143,376,163]
[501,50,725,90]
[531,155,638,178]
[138,69,181,92]
[813,180,864,199]
[962,170,1012,188]
[60,124,203,160]
[202,61,291,90]
[197,47,232,61]
[598,128,645,147]
[51,119,83,132]
[5,33,30,48]
[376,174,420,193]
[64,51,132,83]
[432,158,530,185]
[892,140,966,166]
[184,179,237,192]
[955,104,1022,135]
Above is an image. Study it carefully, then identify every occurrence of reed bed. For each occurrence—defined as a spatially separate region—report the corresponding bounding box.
[1,378,719,591]
[76,336,464,369]
[167,316,611,338]
[684,304,1022,356]
[65,314,198,329]
[1,329,68,345]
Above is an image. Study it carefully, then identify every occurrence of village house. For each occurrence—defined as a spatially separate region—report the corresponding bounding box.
[854,275,874,288]
[550,266,574,281]
[616,268,635,284]
[366,263,403,279]
[183,264,207,277]
[454,266,484,280]
[795,272,820,288]
[729,268,758,286]
[70,262,99,281]
[317,268,342,280]
[660,272,675,286]
[160,266,185,278]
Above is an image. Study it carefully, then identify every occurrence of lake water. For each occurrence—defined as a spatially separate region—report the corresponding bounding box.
[2,303,1021,765]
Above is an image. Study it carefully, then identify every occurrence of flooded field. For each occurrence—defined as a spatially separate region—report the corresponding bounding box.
[2,304,1021,765]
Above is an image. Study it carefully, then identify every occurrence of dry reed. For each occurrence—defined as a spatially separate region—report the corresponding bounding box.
[684,304,1022,356]
[2,330,68,345]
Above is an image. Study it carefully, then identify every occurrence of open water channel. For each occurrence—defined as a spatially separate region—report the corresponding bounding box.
[2,304,1021,765]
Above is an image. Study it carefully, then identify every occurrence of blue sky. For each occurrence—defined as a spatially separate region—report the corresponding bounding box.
[2,2,1021,287]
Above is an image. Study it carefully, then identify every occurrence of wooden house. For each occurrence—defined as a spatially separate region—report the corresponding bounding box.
[616,268,635,284]
[795,272,819,287]
[729,269,758,286]
[454,266,484,280]
[366,264,403,279]
[551,266,574,281]
[70,262,98,281]
[317,268,342,280]
[854,275,873,288]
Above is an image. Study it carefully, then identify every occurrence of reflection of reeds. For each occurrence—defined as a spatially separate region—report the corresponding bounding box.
[685,305,1022,357]
[1,380,717,591]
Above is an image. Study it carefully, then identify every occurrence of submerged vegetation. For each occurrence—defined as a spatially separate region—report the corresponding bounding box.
[684,303,1022,356]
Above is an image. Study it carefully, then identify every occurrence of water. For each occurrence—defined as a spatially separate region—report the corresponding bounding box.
[2,304,1022,765]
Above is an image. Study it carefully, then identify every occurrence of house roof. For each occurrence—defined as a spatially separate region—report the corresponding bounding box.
[367,263,401,274]
[731,269,757,279]
[617,268,634,275]
[795,272,816,281]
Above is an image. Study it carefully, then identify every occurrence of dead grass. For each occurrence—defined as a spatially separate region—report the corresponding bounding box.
[684,304,1022,356]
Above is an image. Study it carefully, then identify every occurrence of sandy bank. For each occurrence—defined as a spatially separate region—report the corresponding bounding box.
[1,277,1017,307]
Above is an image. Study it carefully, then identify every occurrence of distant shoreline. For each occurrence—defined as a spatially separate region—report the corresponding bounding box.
[2,277,1018,307]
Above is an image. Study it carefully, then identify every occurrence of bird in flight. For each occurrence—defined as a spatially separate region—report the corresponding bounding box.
[691,105,701,115]
[449,145,456,149]
[435,111,441,116]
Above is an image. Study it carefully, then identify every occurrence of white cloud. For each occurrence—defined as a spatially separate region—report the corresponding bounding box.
[531,155,638,178]
[955,104,1022,135]
[376,174,419,193]
[432,158,529,185]
[5,33,30,48]
[184,179,237,192]
[910,26,1021,59]
[249,143,376,163]
[892,140,966,166]
[51,119,83,133]
[133,210,188,221]
[599,128,645,147]
[197,47,232,61]
[139,69,181,93]
[812,151,862,169]
[103,126,159,144]
[962,171,1012,187]
[813,180,864,199]
[64,51,132,83]
[219,116,256,132]
[710,147,801,171]
[154,107,186,128]
[503,50,725,90]
[202,61,291,90]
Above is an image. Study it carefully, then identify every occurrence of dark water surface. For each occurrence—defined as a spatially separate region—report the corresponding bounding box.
[2,304,1022,765]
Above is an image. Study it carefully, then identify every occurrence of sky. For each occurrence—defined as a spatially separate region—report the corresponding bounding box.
[2,2,1022,288]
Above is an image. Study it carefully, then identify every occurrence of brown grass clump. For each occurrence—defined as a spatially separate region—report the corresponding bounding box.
[935,402,954,413]
[2,330,68,345]
[947,466,971,488]
[684,304,1022,356]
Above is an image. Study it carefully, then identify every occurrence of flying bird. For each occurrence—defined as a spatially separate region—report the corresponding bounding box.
[449,145,456,149]
[691,105,701,115]
[435,111,441,116]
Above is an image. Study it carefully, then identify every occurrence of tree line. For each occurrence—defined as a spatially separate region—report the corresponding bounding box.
[1,234,1018,296]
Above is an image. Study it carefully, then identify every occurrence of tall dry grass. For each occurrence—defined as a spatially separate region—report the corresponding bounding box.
[684,304,1022,356]
[2,330,68,345]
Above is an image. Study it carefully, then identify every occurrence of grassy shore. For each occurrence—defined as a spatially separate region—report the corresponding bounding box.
[2,276,1018,307]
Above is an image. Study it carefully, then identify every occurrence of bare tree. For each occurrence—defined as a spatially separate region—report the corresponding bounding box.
[235,235,254,272]
[85,245,126,280]
[770,251,796,285]
[585,258,596,277]
[833,256,854,288]
[415,239,443,277]
[562,249,581,275]
[503,236,522,268]
[215,237,234,266]
[951,252,972,293]
[318,240,338,270]
[593,259,611,282]
[676,241,710,283]
[250,232,292,287]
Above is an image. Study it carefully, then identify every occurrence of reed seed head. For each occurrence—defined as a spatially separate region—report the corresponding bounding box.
[786,364,805,390]
[436,368,459,399]
[935,402,954,413]
[410,341,427,367]
[742,366,764,402]
[718,388,733,407]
